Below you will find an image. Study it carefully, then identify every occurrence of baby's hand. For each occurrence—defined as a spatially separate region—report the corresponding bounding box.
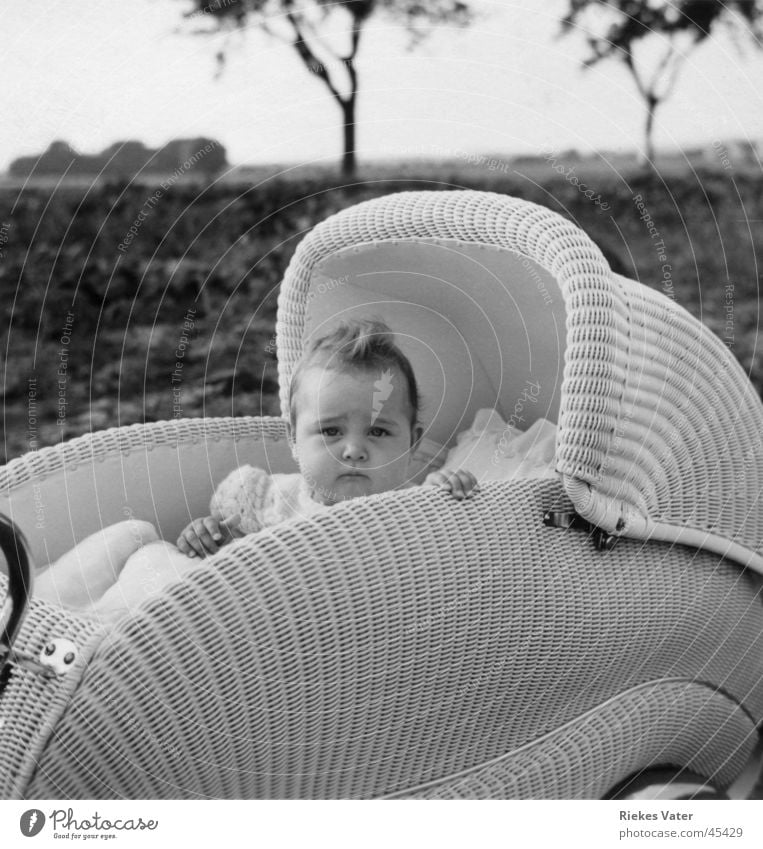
[176,514,243,558]
[424,469,479,500]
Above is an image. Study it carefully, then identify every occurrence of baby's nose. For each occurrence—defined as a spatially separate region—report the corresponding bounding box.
[342,439,368,461]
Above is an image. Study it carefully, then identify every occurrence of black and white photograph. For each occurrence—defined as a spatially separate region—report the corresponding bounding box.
[1,0,762,841]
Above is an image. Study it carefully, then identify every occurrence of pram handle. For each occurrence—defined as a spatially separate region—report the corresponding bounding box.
[0,513,34,667]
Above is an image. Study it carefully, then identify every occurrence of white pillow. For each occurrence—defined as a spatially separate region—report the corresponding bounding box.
[440,408,557,482]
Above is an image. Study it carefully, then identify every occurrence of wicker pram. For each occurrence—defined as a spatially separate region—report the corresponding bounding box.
[1,190,762,799]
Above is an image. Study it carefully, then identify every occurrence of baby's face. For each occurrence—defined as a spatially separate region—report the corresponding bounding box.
[292,365,420,505]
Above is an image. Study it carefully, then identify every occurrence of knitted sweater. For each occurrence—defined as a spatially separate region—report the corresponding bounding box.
[209,465,328,534]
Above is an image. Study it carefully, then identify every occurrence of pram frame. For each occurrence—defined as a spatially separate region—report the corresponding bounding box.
[0,190,762,799]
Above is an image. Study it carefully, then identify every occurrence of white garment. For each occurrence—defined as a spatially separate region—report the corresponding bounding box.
[440,408,557,482]
[210,465,328,533]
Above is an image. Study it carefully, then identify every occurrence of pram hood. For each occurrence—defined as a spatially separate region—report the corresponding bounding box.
[277,190,763,571]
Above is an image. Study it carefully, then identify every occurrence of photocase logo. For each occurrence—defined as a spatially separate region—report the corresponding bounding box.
[20,809,46,837]
[371,369,394,423]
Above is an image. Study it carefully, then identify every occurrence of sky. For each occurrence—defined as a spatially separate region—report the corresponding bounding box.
[3,0,763,172]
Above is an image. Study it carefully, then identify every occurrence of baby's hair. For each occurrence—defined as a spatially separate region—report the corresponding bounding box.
[288,318,419,427]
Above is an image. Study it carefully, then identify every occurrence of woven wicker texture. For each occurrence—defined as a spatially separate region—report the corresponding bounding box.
[0,416,293,568]
[21,477,763,799]
[0,574,104,798]
[3,190,763,799]
[276,190,763,569]
[396,682,756,799]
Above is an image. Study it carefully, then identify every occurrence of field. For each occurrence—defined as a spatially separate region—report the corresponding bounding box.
[1,158,761,464]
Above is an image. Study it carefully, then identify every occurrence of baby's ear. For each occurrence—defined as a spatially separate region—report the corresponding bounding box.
[411,425,424,451]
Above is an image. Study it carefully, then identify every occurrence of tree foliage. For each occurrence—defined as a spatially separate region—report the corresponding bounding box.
[178,0,474,175]
[560,1,763,163]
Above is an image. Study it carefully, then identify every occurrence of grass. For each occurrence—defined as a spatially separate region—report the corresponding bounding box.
[1,159,761,463]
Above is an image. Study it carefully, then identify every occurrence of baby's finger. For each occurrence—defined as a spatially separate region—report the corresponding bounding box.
[194,523,219,555]
[176,535,195,557]
[449,474,467,499]
[203,516,223,543]
[186,526,211,558]
[180,533,203,558]
[460,470,479,497]
[433,472,453,490]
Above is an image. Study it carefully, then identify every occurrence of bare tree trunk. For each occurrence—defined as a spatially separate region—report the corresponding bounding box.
[643,94,659,168]
[340,96,357,177]
[625,50,662,171]
[286,11,362,177]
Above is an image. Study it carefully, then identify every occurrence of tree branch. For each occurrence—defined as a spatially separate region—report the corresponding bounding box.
[646,39,677,95]
[624,48,648,101]
[286,10,347,107]
[301,16,342,63]
[347,13,363,61]
[658,45,690,101]
[342,12,365,102]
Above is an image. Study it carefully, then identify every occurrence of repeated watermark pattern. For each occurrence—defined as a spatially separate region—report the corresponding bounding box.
[371,369,394,424]
[264,333,277,356]
[723,281,735,349]
[28,376,47,529]
[504,380,540,430]
[308,273,349,302]
[302,55,356,78]
[429,144,511,174]
[27,377,40,451]
[632,194,675,303]
[186,0,239,20]
[492,380,541,466]
[0,220,11,259]
[19,810,45,836]
[47,807,158,835]
[117,186,163,254]
[32,481,46,529]
[542,147,611,210]
[56,310,76,427]
[171,308,197,419]
[394,142,512,174]
[265,275,350,356]
[712,139,734,172]
[519,255,554,307]
[117,140,221,253]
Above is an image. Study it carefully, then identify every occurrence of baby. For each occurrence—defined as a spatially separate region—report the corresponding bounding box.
[176,318,478,557]
[35,319,476,617]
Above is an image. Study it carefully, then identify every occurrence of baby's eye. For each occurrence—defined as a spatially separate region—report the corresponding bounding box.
[321,426,340,437]
[369,426,389,438]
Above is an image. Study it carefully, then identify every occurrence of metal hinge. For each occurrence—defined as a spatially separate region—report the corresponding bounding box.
[1,514,79,694]
[1,638,79,682]
[543,510,621,551]
[1,514,81,696]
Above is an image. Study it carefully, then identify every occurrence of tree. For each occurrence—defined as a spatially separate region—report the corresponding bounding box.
[177,0,474,176]
[560,1,763,165]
